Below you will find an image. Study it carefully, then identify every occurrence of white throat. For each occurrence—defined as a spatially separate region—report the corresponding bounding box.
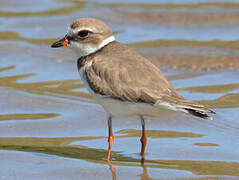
[69,35,115,57]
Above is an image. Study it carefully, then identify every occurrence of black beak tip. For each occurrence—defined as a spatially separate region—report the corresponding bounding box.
[51,37,69,48]
[51,41,62,48]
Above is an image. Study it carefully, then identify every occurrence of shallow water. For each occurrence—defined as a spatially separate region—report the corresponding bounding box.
[0,0,239,179]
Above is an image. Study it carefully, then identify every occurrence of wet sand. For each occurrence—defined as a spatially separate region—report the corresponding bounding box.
[0,0,239,179]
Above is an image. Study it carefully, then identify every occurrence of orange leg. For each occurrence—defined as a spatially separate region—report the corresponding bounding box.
[140,116,147,162]
[107,115,114,162]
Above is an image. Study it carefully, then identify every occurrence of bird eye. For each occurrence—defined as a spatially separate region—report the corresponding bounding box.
[77,30,90,38]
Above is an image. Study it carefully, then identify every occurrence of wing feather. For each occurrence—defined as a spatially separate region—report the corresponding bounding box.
[84,46,182,103]
[81,41,214,119]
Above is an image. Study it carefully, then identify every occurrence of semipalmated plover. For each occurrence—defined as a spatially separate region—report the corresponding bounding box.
[51,18,215,162]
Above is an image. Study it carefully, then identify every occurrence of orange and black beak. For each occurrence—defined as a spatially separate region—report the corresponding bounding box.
[51,37,69,48]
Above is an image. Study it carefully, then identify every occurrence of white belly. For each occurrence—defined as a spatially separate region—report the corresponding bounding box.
[79,66,173,117]
[96,96,173,117]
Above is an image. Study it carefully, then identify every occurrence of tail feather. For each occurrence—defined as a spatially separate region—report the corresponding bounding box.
[157,96,215,120]
[184,108,214,120]
[172,100,215,120]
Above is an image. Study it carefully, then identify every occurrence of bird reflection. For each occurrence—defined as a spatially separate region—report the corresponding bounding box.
[140,161,152,180]
[107,158,152,180]
[108,160,116,180]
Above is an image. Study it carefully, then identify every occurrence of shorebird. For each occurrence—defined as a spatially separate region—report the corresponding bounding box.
[51,18,215,162]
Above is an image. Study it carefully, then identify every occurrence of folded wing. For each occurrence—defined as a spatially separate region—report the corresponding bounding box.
[84,42,215,119]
